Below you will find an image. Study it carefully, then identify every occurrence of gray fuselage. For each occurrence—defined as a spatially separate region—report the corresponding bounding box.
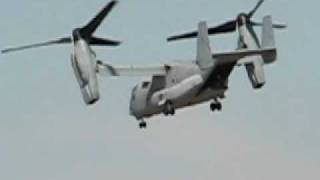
[129,63,226,119]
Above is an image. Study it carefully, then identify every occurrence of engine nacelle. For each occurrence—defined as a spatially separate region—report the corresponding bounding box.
[71,55,86,88]
[71,54,100,105]
[245,57,266,89]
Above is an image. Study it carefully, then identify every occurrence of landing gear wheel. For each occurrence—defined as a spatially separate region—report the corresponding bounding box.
[139,121,147,129]
[170,108,176,115]
[216,102,222,111]
[210,103,217,112]
[210,101,222,112]
[163,101,175,116]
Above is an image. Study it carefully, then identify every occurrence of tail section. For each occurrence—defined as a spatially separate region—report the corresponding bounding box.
[261,16,277,63]
[71,55,100,105]
[244,16,278,89]
[196,21,214,69]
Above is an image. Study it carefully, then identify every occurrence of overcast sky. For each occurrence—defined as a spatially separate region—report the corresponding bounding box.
[0,0,319,180]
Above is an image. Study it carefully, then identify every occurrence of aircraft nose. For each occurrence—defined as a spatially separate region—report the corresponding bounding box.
[129,103,142,120]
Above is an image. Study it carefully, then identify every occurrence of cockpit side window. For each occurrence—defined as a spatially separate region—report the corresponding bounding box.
[142,81,150,89]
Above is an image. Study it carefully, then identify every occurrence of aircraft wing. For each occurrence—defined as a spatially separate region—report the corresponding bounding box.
[97,47,275,77]
[97,61,168,77]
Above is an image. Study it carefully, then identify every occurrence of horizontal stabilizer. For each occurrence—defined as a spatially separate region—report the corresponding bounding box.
[212,48,276,65]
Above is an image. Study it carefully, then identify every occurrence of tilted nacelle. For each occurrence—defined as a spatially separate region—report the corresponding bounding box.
[71,53,100,105]
[245,56,266,89]
[244,15,278,89]
[244,49,277,89]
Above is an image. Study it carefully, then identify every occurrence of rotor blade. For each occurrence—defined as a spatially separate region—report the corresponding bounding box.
[248,0,264,18]
[2,37,72,54]
[167,20,236,42]
[251,21,287,29]
[80,0,118,37]
[207,20,237,35]
[167,31,198,41]
[90,36,121,46]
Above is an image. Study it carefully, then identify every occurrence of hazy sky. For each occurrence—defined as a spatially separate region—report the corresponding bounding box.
[0,0,319,180]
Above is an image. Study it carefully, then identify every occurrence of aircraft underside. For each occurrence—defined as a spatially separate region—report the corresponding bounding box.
[136,87,226,120]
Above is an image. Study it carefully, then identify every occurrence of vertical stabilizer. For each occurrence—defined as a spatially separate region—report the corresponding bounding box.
[261,16,275,48]
[196,21,213,69]
[261,16,277,64]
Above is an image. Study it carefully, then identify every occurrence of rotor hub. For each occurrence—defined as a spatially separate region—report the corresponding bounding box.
[72,28,82,42]
[237,13,249,26]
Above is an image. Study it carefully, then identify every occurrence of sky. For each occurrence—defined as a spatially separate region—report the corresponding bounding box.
[0,0,319,180]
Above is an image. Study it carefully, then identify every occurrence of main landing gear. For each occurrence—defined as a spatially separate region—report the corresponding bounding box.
[210,99,222,112]
[163,101,175,116]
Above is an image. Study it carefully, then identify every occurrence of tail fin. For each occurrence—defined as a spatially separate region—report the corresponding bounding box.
[262,16,275,48]
[196,21,214,69]
[261,16,277,63]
